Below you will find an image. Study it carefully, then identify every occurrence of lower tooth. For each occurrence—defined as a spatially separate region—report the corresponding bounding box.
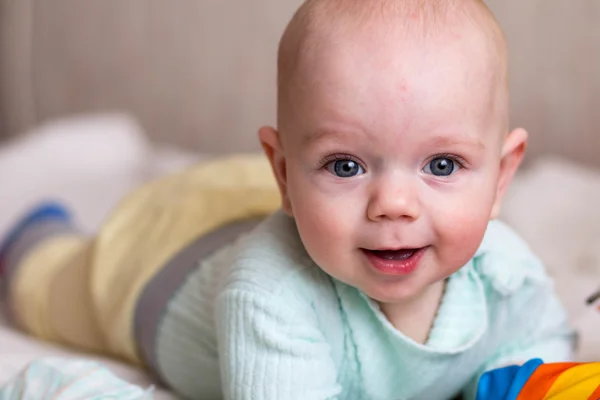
[381,251,414,260]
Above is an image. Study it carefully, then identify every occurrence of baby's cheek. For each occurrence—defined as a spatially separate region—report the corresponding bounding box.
[434,203,491,269]
[294,202,348,254]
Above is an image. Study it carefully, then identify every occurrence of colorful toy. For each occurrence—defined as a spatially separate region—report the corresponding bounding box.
[476,358,600,400]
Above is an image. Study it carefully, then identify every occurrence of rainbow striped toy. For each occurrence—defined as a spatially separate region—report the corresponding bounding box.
[476,358,600,400]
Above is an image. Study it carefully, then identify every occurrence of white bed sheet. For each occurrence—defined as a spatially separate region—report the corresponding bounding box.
[0,115,599,392]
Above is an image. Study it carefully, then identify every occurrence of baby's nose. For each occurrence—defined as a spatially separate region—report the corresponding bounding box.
[366,178,420,222]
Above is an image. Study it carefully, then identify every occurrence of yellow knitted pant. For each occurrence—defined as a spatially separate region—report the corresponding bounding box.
[8,154,280,365]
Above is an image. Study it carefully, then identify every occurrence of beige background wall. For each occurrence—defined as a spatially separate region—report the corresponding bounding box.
[488,0,600,167]
[0,0,598,166]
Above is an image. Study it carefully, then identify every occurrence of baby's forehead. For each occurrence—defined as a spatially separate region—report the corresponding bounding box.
[278,0,508,134]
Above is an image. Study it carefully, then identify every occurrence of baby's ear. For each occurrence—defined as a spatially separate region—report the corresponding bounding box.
[490,128,528,219]
[258,126,293,215]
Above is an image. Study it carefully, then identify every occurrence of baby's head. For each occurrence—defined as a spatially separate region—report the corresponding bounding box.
[260,0,527,305]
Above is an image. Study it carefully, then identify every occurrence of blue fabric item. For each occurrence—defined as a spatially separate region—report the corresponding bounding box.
[0,202,71,260]
[476,365,522,400]
[476,358,544,400]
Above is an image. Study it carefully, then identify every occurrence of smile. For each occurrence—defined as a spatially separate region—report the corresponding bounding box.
[361,247,428,276]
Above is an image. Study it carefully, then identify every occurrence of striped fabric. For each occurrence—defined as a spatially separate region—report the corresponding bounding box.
[476,359,600,400]
[518,362,600,399]
[0,358,152,400]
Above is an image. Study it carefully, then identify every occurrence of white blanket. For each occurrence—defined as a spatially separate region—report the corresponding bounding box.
[0,115,598,392]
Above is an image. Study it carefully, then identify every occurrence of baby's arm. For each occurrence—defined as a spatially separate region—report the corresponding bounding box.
[215,288,341,400]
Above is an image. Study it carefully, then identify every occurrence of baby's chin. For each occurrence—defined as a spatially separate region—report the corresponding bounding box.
[340,272,434,306]
[363,285,431,306]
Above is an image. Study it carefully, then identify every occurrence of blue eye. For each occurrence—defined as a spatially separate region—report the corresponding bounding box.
[327,159,365,178]
[424,157,460,177]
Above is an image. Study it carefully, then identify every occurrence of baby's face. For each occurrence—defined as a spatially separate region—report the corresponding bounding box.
[265,25,519,305]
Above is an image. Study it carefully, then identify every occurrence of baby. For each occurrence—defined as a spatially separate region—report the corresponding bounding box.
[0,0,575,399]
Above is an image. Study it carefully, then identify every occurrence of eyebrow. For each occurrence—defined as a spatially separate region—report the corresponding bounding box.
[305,129,486,150]
[304,129,357,147]
[426,134,486,150]
[303,127,369,151]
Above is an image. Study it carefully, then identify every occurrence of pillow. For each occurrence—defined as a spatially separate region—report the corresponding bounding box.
[0,114,150,236]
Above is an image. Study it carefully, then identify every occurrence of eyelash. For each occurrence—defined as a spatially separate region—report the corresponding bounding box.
[426,153,468,170]
[319,153,365,170]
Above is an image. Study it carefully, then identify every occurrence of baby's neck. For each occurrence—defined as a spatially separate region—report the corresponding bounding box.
[377,279,447,344]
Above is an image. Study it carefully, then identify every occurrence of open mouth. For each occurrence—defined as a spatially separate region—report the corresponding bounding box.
[361,247,428,275]
[365,248,418,260]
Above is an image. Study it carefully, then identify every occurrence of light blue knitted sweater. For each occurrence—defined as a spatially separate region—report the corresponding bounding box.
[156,211,574,400]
